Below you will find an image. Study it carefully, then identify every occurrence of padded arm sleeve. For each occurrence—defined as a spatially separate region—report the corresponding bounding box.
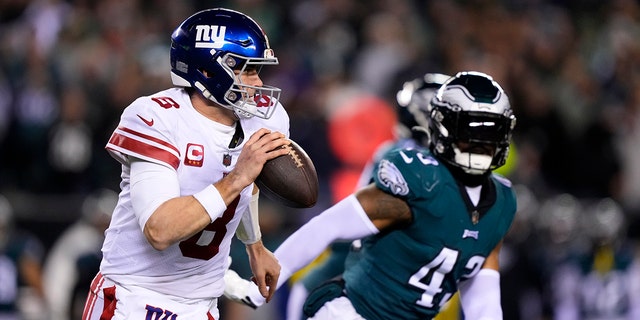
[130,158,180,230]
[235,189,261,244]
[459,268,503,320]
[132,157,227,227]
[274,195,378,289]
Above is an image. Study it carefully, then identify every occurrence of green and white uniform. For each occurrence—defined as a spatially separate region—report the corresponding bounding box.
[343,147,516,320]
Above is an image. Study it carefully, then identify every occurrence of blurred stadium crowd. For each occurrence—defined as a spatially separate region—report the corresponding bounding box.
[1,0,640,319]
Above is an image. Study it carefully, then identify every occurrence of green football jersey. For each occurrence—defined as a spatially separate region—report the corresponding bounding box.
[301,241,352,291]
[343,147,517,320]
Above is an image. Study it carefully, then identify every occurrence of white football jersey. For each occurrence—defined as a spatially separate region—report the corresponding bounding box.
[100,87,290,300]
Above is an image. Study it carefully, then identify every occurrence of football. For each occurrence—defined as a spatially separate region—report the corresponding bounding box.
[256,140,319,208]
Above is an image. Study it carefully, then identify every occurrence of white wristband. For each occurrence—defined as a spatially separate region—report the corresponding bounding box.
[193,185,226,222]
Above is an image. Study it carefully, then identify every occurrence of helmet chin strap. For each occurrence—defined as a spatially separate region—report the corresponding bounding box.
[234,105,258,118]
[195,81,246,116]
[195,81,221,105]
[453,146,492,175]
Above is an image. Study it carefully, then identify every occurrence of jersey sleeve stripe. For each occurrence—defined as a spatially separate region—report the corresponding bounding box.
[118,126,180,153]
[107,131,181,170]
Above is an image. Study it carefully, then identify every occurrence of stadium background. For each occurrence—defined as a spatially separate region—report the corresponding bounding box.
[1,0,639,319]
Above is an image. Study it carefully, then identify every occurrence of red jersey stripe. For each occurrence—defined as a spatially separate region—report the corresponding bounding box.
[108,132,181,169]
[82,273,105,320]
[118,126,180,154]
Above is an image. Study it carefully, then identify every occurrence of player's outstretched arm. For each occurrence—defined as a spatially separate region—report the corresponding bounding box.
[231,184,412,308]
[241,194,378,307]
[355,184,413,230]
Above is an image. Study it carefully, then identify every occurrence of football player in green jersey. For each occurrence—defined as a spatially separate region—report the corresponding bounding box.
[285,72,451,320]
[230,71,517,320]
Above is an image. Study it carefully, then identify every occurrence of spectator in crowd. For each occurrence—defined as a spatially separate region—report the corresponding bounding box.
[551,197,640,320]
[43,188,118,320]
[0,194,48,319]
[1,1,640,318]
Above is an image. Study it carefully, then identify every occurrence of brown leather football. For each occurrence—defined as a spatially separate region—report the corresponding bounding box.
[256,140,319,208]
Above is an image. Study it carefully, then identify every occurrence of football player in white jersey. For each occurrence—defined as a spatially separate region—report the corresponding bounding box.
[82,8,290,320]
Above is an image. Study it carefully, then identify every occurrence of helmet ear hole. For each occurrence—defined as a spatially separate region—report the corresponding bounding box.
[198,68,213,78]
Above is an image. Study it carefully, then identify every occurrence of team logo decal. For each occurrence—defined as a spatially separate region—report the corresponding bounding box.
[195,25,226,49]
[136,114,154,126]
[462,229,479,240]
[377,159,409,196]
[145,305,177,320]
[184,143,204,167]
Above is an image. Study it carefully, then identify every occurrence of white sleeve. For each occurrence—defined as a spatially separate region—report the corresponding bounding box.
[235,189,261,244]
[459,268,503,320]
[275,194,378,288]
[130,157,180,230]
[246,194,379,306]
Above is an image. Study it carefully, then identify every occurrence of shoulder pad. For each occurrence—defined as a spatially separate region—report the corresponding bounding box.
[491,172,512,188]
[106,94,181,169]
[373,148,443,198]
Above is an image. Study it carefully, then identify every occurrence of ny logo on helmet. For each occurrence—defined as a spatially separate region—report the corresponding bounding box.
[194,25,226,49]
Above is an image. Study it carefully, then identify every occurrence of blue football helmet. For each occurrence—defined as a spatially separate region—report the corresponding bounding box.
[395,72,450,144]
[170,8,280,119]
[428,71,516,175]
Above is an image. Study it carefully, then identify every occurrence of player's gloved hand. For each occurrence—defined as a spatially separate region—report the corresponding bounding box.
[223,268,262,309]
